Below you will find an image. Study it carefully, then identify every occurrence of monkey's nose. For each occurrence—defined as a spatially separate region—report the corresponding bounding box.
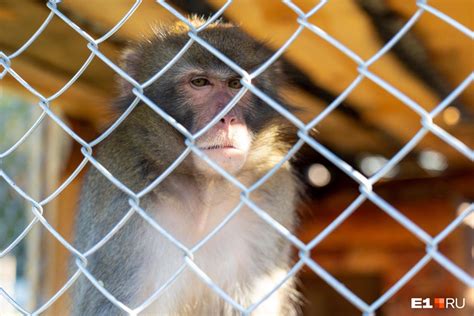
[220,115,237,125]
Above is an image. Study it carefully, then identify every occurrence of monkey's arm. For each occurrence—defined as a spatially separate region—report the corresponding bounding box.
[72,127,157,315]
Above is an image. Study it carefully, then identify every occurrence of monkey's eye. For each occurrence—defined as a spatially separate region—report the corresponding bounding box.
[191,78,210,87]
[228,78,243,89]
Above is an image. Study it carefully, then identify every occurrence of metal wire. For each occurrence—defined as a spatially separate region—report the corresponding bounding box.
[0,0,472,314]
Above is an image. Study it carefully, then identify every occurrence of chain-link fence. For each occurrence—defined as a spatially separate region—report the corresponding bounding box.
[0,0,472,315]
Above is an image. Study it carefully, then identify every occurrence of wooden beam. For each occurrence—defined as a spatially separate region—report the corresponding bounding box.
[297,172,474,249]
[387,0,474,105]
[3,58,110,129]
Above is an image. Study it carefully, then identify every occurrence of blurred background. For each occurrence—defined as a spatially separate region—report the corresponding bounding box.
[0,0,472,315]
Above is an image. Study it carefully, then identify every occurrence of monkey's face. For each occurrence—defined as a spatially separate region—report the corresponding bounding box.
[119,23,287,177]
[178,70,254,176]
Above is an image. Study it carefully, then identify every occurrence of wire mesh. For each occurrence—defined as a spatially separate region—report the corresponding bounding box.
[0,0,472,315]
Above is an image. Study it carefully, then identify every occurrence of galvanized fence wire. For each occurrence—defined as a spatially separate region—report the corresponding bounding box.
[0,0,473,314]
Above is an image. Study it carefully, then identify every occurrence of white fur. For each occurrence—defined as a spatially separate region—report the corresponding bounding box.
[134,178,294,315]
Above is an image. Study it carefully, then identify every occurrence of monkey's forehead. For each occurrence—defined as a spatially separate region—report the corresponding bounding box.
[173,44,271,76]
[177,63,239,78]
[150,25,271,67]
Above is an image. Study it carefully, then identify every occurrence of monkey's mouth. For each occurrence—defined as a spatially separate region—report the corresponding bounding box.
[201,144,237,150]
[199,144,244,159]
[194,142,248,172]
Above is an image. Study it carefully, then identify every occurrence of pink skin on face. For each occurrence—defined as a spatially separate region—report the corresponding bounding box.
[183,72,252,175]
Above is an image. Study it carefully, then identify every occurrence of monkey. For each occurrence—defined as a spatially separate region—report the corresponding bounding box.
[72,17,300,316]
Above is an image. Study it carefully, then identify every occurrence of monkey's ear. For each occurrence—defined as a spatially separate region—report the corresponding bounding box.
[263,57,290,89]
[256,43,288,85]
[120,47,142,80]
[272,58,287,79]
[117,47,142,97]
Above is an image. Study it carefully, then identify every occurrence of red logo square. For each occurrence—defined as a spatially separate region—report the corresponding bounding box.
[434,298,445,309]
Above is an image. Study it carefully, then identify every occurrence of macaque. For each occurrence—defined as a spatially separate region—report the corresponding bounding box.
[73,18,300,315]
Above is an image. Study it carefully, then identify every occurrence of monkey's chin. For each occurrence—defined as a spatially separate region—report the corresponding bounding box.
[193,147,247,176]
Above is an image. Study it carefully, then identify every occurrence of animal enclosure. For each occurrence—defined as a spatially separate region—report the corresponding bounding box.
[0,0,473,315]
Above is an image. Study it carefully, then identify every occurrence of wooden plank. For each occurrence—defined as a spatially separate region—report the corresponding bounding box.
[387,0,474,104]
[284,87,400,155]
[41,120,96,316]
[1,1,116,90]
[297,172,474,249]
[3,58,110,129]
[0,1,180,128]
[298,198,454,249]
[60,0,177,40]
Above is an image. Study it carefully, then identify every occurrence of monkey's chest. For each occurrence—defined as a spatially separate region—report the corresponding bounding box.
[131,173,297,315]
[137,191,268,307]
[148,190,258,265]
